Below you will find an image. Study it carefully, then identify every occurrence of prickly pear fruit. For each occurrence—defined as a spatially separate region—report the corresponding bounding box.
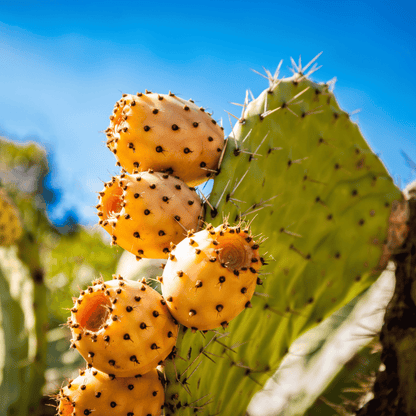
[56,367,164,416]
[161,223,261,330]
[69,276,178,377]
[0,188,22,246]
[105,92,225,186]
[97,171,203,259]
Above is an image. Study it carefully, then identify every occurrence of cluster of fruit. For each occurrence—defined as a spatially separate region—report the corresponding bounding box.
[56,92,263,415]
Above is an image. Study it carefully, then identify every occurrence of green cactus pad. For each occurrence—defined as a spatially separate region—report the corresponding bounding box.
[163,65,403,415]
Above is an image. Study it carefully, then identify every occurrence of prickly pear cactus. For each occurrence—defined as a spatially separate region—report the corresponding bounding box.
[163,60,404,415]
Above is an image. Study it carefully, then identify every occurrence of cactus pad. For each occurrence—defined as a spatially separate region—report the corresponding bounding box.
[163,64,404,415]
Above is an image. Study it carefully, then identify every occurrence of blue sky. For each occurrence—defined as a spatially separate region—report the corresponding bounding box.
[0,0,415,226]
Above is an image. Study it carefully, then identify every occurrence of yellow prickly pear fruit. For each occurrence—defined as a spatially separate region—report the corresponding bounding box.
[0,188,22,246]
[97,171,203,259]
[68,276,178,377]
[105,92,225,187]
[161,223,262,330]
[56,366,164,416]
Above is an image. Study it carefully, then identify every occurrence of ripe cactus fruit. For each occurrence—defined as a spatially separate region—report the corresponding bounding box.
[68,276,178,377]
[0,188,22,246]
[56,367,164,416]
[105,92,225,186]
[97,171,203,259]
[161,223,261,330]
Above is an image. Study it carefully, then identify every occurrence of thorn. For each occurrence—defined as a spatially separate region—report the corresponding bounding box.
[241,128,252,144]
[289,244,311,260]
[303,51,323,73]
[199,192,214,211]
[290,56,299,73]
[217,137,228,170]
[273,60,283,82]
[214,339,236,354]
[286,106,299,117]
[242,90,249,118]
[229,101,244,107]
[240,205,270,218]
[229,197,246,204]
[252,131,269,157]
[327,77,337,92]
[230,167,250,197]
[261,106,281,119]
[305,63,322,79]
[224,110,240,122]
[250,68,269,81]
[214,179,230,210]
[287,87,310,105]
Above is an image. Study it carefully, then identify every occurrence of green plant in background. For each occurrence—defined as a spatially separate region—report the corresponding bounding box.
[0,55,413,416]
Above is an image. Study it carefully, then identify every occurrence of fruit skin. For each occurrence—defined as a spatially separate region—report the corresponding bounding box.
[105,92,225,187]
[56,366,164,416]
[97,171,203,259]
[68,276,178,377]
[161,223,261,330]
[0,188,22,246]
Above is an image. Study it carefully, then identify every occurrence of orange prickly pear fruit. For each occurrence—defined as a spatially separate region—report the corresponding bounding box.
[96,170,204,259]
[56,366,164,416]
[105,92,225,187]
[161,223,262,330]
[68,276,178,377]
